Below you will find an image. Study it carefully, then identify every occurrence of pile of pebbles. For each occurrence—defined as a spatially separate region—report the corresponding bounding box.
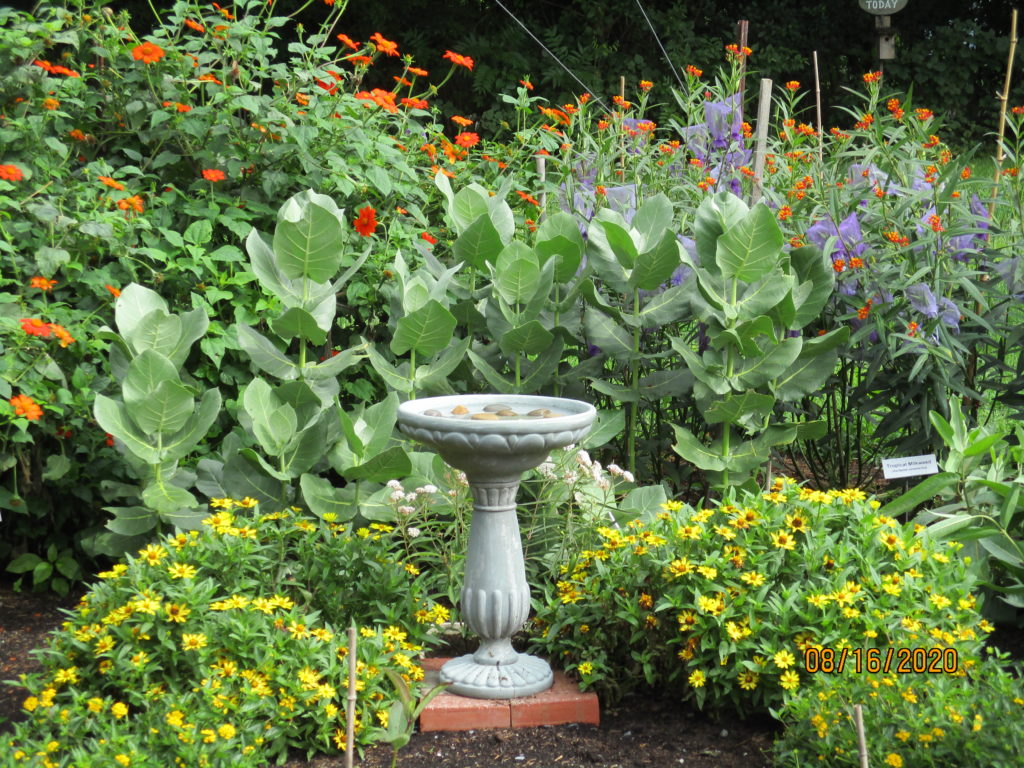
[421,403,560,420]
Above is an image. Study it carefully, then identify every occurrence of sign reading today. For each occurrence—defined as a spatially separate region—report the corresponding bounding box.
[859,0,909,14]
[881,454,939,480]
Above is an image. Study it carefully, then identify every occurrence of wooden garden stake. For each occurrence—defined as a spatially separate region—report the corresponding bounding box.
[853,704,869,768]
[992,8,1019,216]
[813,50,824,164]
[736,19,749,122]
[536,154,547,223]
[345,625,357,768]
[751,78,773,205]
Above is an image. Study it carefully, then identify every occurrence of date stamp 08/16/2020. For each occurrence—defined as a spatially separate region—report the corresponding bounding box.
[803,646,960,675]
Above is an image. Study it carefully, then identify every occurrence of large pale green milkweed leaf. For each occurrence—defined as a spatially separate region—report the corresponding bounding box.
[632,193,674,252]
[236,324,298,380]
[391,299,457,358]
[583,308,633,361]
[115,283,168,339]
[300,473,357,521]
[94,395,160,464]
[273,189,346,282]
[129,379,194,436]
[494,242,540,305]
[671,423,726,471]
[716,203,783,283]
[453,214,504,270]
[499,321,554,356]
[123,350,179,407]
[161,388,222,463]
[631,229,681,291]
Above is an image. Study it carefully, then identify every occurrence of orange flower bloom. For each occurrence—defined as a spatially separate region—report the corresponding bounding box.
[20,318,53,337]
[352,205,378,236]
[454,131,479,148]
[639,80,653,91]
[42,98,60,111]
[907,322,919,338]
[685,65,702,78]
[369,32,399,56]
[443,50,474,71]
[336,33,360,51]
[202,169,226,182]
[401,97,429,109]
[923,134,940,149]
[408,66,428,77]
[0,164,24,182]
[118,195,144,214]
[49,324,75,347]
[184,18,205,33]
[777,206,792,221]
[105,284,121,298]
[98,176,125,191]
[354,88,397,113]
[9,394,43,421]
[928,214,944,233]
[420,231,437,245]
[451,115,473,127]
[516,190,540,206]
[915,108,934,121]
[519,78,533,90]
[347,55,373,66]
[430,164,455,178]
[862,70,882,83]
[29,277,57,291]
[198,73,223,85]
[394,76,412,87]
[785,81,800,91]
[849,257,864,269]
[132,42,165,64]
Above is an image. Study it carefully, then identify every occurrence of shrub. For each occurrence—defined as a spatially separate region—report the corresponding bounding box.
[772,650,1024,768]
[529,478,992,717]
[2,500,449,766]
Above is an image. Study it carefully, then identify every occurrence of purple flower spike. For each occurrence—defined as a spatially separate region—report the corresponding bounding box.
[906,283,938,319]
[937,297,960,331]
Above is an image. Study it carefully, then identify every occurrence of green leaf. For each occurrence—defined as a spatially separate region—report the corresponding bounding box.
[279,421,328,478]
[161,389,221,462]
[130,379,195,436]
[415,337,471,389]
[94,395,160,463]
[619,485,669,518]
[271,307,328,345]
[631,229,681,291]
[222,452,288,507]
[299,473,356,521]
[6,553,43,574]
[466,348,513,391]
[535,212,585,282]
[303,343,367,380]
[123,350,179,405]
[236,324,298,380]
[104,506,158,536]
[671,424,726,471]
[716,203,783,283]
[343,446,412,483]
[773,327,849,400]
[365,344,413,392]
[494,242,541,304]
[42,454,71,482]
[391,300,457,358]
[35,246,70,275]
[452,215,504,270]
[735,337,802,390]
[704,392,776,424]
[499,321,554,356]
[451,187,489,233]
[273,189,346,282]
[360,391,401,459]
[588,377,641,403]
[788,246,835,328]
[580,409,626,449]
[632,193,674,251]
[600,220,639,269]
[115,283,169,339]
[693,191,748,273]
[583,308,633,361]
[184,219,213,246]
[141,480,198,517]
[880,472,959,517]
[639,368,693,398]
[639,284,688,327]
[963,432,1005,457]
[732,272,792,321]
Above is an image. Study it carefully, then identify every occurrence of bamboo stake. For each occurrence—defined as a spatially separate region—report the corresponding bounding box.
[345,625,357,768]
[853,704,869,768]
[536,155,547,223]
[813,50,824,165]
[992,8,1019,218]
[736,19,749,123]
[751,78,773,205]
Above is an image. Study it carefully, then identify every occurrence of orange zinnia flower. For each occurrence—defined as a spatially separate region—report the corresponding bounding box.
[454,132,479,148]
[336,33,360,50]
[98,176,125,191]
[408,66,428,77]
[443,50,474,71]
[0,164,23,182]
[202,169,226,182]
[354,88,397,113]
[451,115,473,127]
[420,231,437,245]
[49,324,75,347]
[42,98,60,110]
[352,205,378,236]
[516,190,540,206]
[132,42,165,64]
[29,277,57,291]
[118,195,144,214]
[198,73,223,85]
[9,394,43,421]
[369,32,399,56]
[401,97,429,109]
[20,318,53,337]
[184,18,205,33]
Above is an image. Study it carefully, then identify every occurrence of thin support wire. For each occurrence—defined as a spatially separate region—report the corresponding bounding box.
[491,0,610,112]
[633,0,685,89]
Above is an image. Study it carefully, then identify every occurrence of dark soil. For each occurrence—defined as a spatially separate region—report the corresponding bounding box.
[0,582,777,768]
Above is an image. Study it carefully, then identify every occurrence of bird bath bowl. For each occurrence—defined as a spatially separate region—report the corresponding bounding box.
[397,394,595,699]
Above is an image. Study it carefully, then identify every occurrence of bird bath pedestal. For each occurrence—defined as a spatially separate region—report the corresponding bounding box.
[397,394,595,699]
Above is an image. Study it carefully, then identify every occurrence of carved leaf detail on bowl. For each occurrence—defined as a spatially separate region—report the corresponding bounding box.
[401,426,585,455]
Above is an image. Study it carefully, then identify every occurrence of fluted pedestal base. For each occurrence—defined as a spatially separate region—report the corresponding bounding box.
[440,653,554,699]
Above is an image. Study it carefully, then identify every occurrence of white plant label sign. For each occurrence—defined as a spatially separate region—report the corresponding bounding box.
[881,453,939,479]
